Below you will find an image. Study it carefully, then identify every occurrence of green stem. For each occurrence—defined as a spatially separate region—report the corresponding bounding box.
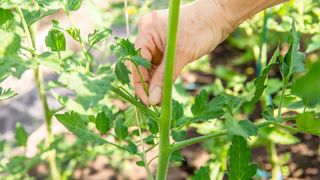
[156,0,181,179]
[134,63,149,95]
[17,8,60,180]
[278,78,288,117]
[111,86,158,120]
[268,142,281,180]
[135,107,154,180]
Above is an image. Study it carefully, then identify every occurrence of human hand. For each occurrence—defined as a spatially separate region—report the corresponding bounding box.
[132,0,286,106]
[132,0,231,105]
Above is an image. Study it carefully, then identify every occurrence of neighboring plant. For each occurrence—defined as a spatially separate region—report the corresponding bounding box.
[0,0,319,180]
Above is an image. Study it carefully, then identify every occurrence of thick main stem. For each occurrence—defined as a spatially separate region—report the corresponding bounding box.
[156,0,181,179]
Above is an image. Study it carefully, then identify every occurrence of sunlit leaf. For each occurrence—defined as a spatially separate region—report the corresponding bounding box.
[296,111,320,135]
[45,28,66,52]
[0,87,17,101]
[88,28,112,50]
[115,61,130,85]
[0,29,20,56]
[56,112,107,145]
[228,136,257,180]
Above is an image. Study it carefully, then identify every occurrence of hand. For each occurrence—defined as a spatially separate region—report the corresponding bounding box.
[132,0,230,105]
[132,0,286,105]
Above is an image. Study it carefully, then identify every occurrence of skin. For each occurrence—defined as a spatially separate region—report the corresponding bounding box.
[132,0,287,105]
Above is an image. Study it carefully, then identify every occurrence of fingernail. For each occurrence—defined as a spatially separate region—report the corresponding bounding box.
[149,86,162,105]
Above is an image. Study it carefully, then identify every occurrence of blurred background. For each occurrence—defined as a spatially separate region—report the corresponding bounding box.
[1,0,319,179]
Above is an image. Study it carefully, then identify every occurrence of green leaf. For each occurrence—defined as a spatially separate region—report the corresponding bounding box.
[259,126,299,145]
[291,61,320,106]
[58,65,114,109]
[228,136,257,180]
[22,8,58,26]
[0,55,28,81]
[65,0,83,12]
[239,120,258,137]
[296,111,320,135]
[148,117,159,134]
[0,29,21,56]
[110,38,138,57]
[35,0,61,10]
[262,105,282,122]
[136,161,145,167]
[126,140,138,154]
[66,27,81,42]
[88,28,112,50]
[124,105,136,127]
[171,100,183,127]
[36,51,61,72]
[131,55,151,69]
[170,150,184,162]
[95,112,112,134]
[225,113,250,139]
[0,8,14,26]
[143,135,154,145]
[45,28,66,52]
[56,112,107,145]
[193,167,210,180]
[191,89,208,116]
[115,61,131,85]
[252,48,279,102]
[15,123,28,147]
[280,20,305,78]
[115,119,128,141]
[172,130,186,142]
[0,87,17,101]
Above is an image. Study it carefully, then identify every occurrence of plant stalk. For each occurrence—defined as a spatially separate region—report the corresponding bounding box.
[156,0,181,179]
[17,8,60,180]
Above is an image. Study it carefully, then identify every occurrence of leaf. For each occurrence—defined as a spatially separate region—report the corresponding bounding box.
[15,123,28,147]
[280,20,305,78]
[131,56,151,69]
[0,55,28,81]
[259,126,299,145]
[35,0,62,10]
[291,61,320,106]
[225,114,251,139]
[239,120,258,137]
[296,111,320,135]
[58,65,114,109]
[115,119,128,141]
[0,29,21,56]
[191,89,208,116]
[171,100,183,127]
[95,112,112,134]
[56,112,107,145]
[88,28,112,50]
[45,28,66,52]
[66,27,81,42]
[193,93,234,121]
[126,140,138,154]
[172,130,186,142]
[124,105,136,127]
[0,87,17,101]
[170,150,184,162]
[262,105,282,122]
[0,8,14,26]
[22,8,58,26]
[115,61,131,85]
[143,135,154,145]
[110,38,138,57]
[136,161,145,167]
[193,167,210,180]
[36,51,61,72]
[252,48,279,102]
[65,0,83,12]
[228,136,257,180]
[148,117,159,134]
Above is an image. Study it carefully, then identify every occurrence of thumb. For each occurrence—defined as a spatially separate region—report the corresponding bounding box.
[148,59,184,105]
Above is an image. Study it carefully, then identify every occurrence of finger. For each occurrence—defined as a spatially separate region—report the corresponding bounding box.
[148,59,184,105]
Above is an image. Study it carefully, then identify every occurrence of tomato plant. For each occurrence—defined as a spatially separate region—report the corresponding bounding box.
[0,0,319,180]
